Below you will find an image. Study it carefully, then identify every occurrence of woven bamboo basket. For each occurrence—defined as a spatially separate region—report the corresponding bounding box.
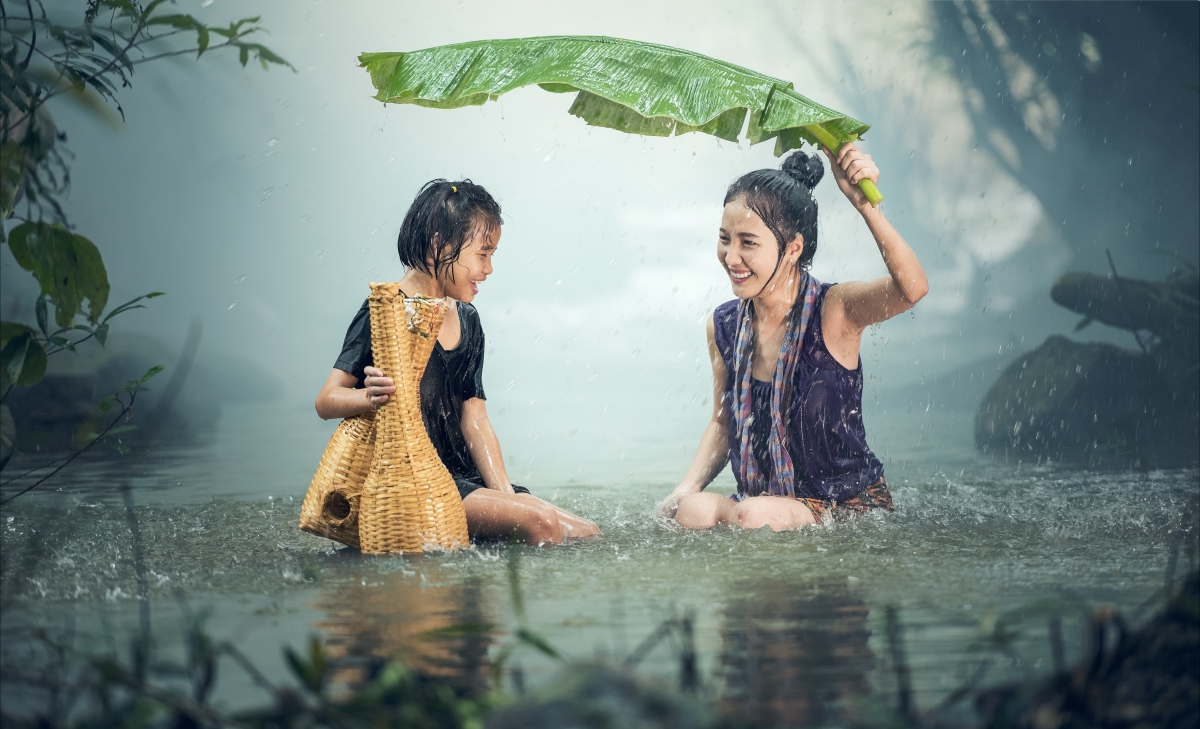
[357,283,470,554]
[298,411,376,549]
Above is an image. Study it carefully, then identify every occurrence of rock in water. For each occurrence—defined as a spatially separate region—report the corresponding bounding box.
[975,335,1197,468]
[977,268,1198,469]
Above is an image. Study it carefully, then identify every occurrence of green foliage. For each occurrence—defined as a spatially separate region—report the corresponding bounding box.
[359,36,871,156]
[486,547,566,689]
[0,0,286,481]
[146,13,294,70]
[0,142,24,221]
[0,321,47,387]
[8,222,109,327]
[285,636,328,695]
[2,0,293,225]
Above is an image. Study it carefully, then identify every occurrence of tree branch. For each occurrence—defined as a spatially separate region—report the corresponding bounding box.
[0,390,138,505]
[30,11,147,113]
[18,0,36,70]
[131,40,243,67]
[0,449,73,484]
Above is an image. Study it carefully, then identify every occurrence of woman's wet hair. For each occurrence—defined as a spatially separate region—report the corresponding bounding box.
[397,179,502,279]
[724,150,824,269]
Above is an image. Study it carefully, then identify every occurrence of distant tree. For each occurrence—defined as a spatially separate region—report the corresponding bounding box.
[931,2,1200,274]
[0,0,290,484]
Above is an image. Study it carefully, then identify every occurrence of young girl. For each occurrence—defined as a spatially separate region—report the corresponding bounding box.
[659,144,928,531]
[316,179,600,545]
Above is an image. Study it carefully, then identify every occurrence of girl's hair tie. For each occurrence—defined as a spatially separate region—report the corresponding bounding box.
[450,185,457,193]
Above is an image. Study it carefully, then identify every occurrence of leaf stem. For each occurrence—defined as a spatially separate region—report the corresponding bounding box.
[804,122,884,206]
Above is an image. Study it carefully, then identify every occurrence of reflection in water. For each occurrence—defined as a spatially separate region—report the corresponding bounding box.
[719,578,875,728]
[315,565,494,695]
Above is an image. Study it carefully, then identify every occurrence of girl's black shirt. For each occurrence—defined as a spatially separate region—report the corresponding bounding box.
[333,299,487,484]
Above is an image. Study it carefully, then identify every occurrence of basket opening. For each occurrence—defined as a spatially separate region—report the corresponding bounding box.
[323,491,353,521]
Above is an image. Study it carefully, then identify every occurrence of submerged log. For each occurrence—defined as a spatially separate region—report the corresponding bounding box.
[1051,272,1198,338]
[1051,271,1199,365]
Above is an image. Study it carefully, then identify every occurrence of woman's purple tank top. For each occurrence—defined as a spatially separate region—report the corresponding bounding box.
[713,284,884,502]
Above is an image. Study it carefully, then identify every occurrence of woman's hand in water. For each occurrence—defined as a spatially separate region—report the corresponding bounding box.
[657,487,694,519]
[824,142,880,213]
[362,366,395,410]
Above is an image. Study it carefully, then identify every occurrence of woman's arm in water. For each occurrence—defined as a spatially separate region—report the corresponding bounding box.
[314,366,395,420]
[460,398,517,494]
[658,314,731,517]
[820,143,928,367]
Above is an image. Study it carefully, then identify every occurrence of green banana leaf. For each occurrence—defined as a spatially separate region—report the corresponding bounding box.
[359,36,882,204]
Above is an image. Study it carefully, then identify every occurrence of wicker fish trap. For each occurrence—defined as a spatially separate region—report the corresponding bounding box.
[298,410,376,549]
[357,283,469,554]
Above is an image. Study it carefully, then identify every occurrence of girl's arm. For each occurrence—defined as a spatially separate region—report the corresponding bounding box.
[658,315,731,516]
[460,398,517,494]
[820,143,928,365]
[314,366,395,420]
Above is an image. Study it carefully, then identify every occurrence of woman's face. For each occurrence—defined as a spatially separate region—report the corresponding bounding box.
[718,199,800,299]
[437,224,500,303]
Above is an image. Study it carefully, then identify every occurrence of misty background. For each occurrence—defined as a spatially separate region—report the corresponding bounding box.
[3,0,1196,493]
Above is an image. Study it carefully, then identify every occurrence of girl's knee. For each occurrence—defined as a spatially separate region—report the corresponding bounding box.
[522,504,563,545]
[569,519,601,539]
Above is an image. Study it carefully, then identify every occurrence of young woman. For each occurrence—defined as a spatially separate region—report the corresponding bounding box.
[659,144,928,531]
[316,179,600,545]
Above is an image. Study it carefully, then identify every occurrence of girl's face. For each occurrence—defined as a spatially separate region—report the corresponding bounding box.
[718,199,801,299]
[437,224,500,303]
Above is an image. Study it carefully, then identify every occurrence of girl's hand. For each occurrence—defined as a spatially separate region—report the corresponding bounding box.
[362,366,395,410]
[823,142,880,213]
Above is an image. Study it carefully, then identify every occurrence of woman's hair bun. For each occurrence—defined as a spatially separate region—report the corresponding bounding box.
[781,150,824,189]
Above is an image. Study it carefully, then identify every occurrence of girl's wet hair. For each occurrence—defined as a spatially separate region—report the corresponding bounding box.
[724,151,824,269]
[397,179,502,279]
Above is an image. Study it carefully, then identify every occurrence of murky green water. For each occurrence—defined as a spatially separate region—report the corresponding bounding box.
[2,401,1196,726]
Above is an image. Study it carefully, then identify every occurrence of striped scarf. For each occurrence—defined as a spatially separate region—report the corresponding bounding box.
[732,273,822,498]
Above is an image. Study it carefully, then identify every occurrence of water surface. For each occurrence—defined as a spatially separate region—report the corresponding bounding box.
[2,401,1195,726]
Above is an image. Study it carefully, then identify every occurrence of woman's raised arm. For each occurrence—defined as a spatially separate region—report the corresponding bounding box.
[658,314,732,517]
[822,144,928,334]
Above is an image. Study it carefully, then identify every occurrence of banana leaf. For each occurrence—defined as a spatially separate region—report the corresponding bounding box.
[359,36,882,205]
